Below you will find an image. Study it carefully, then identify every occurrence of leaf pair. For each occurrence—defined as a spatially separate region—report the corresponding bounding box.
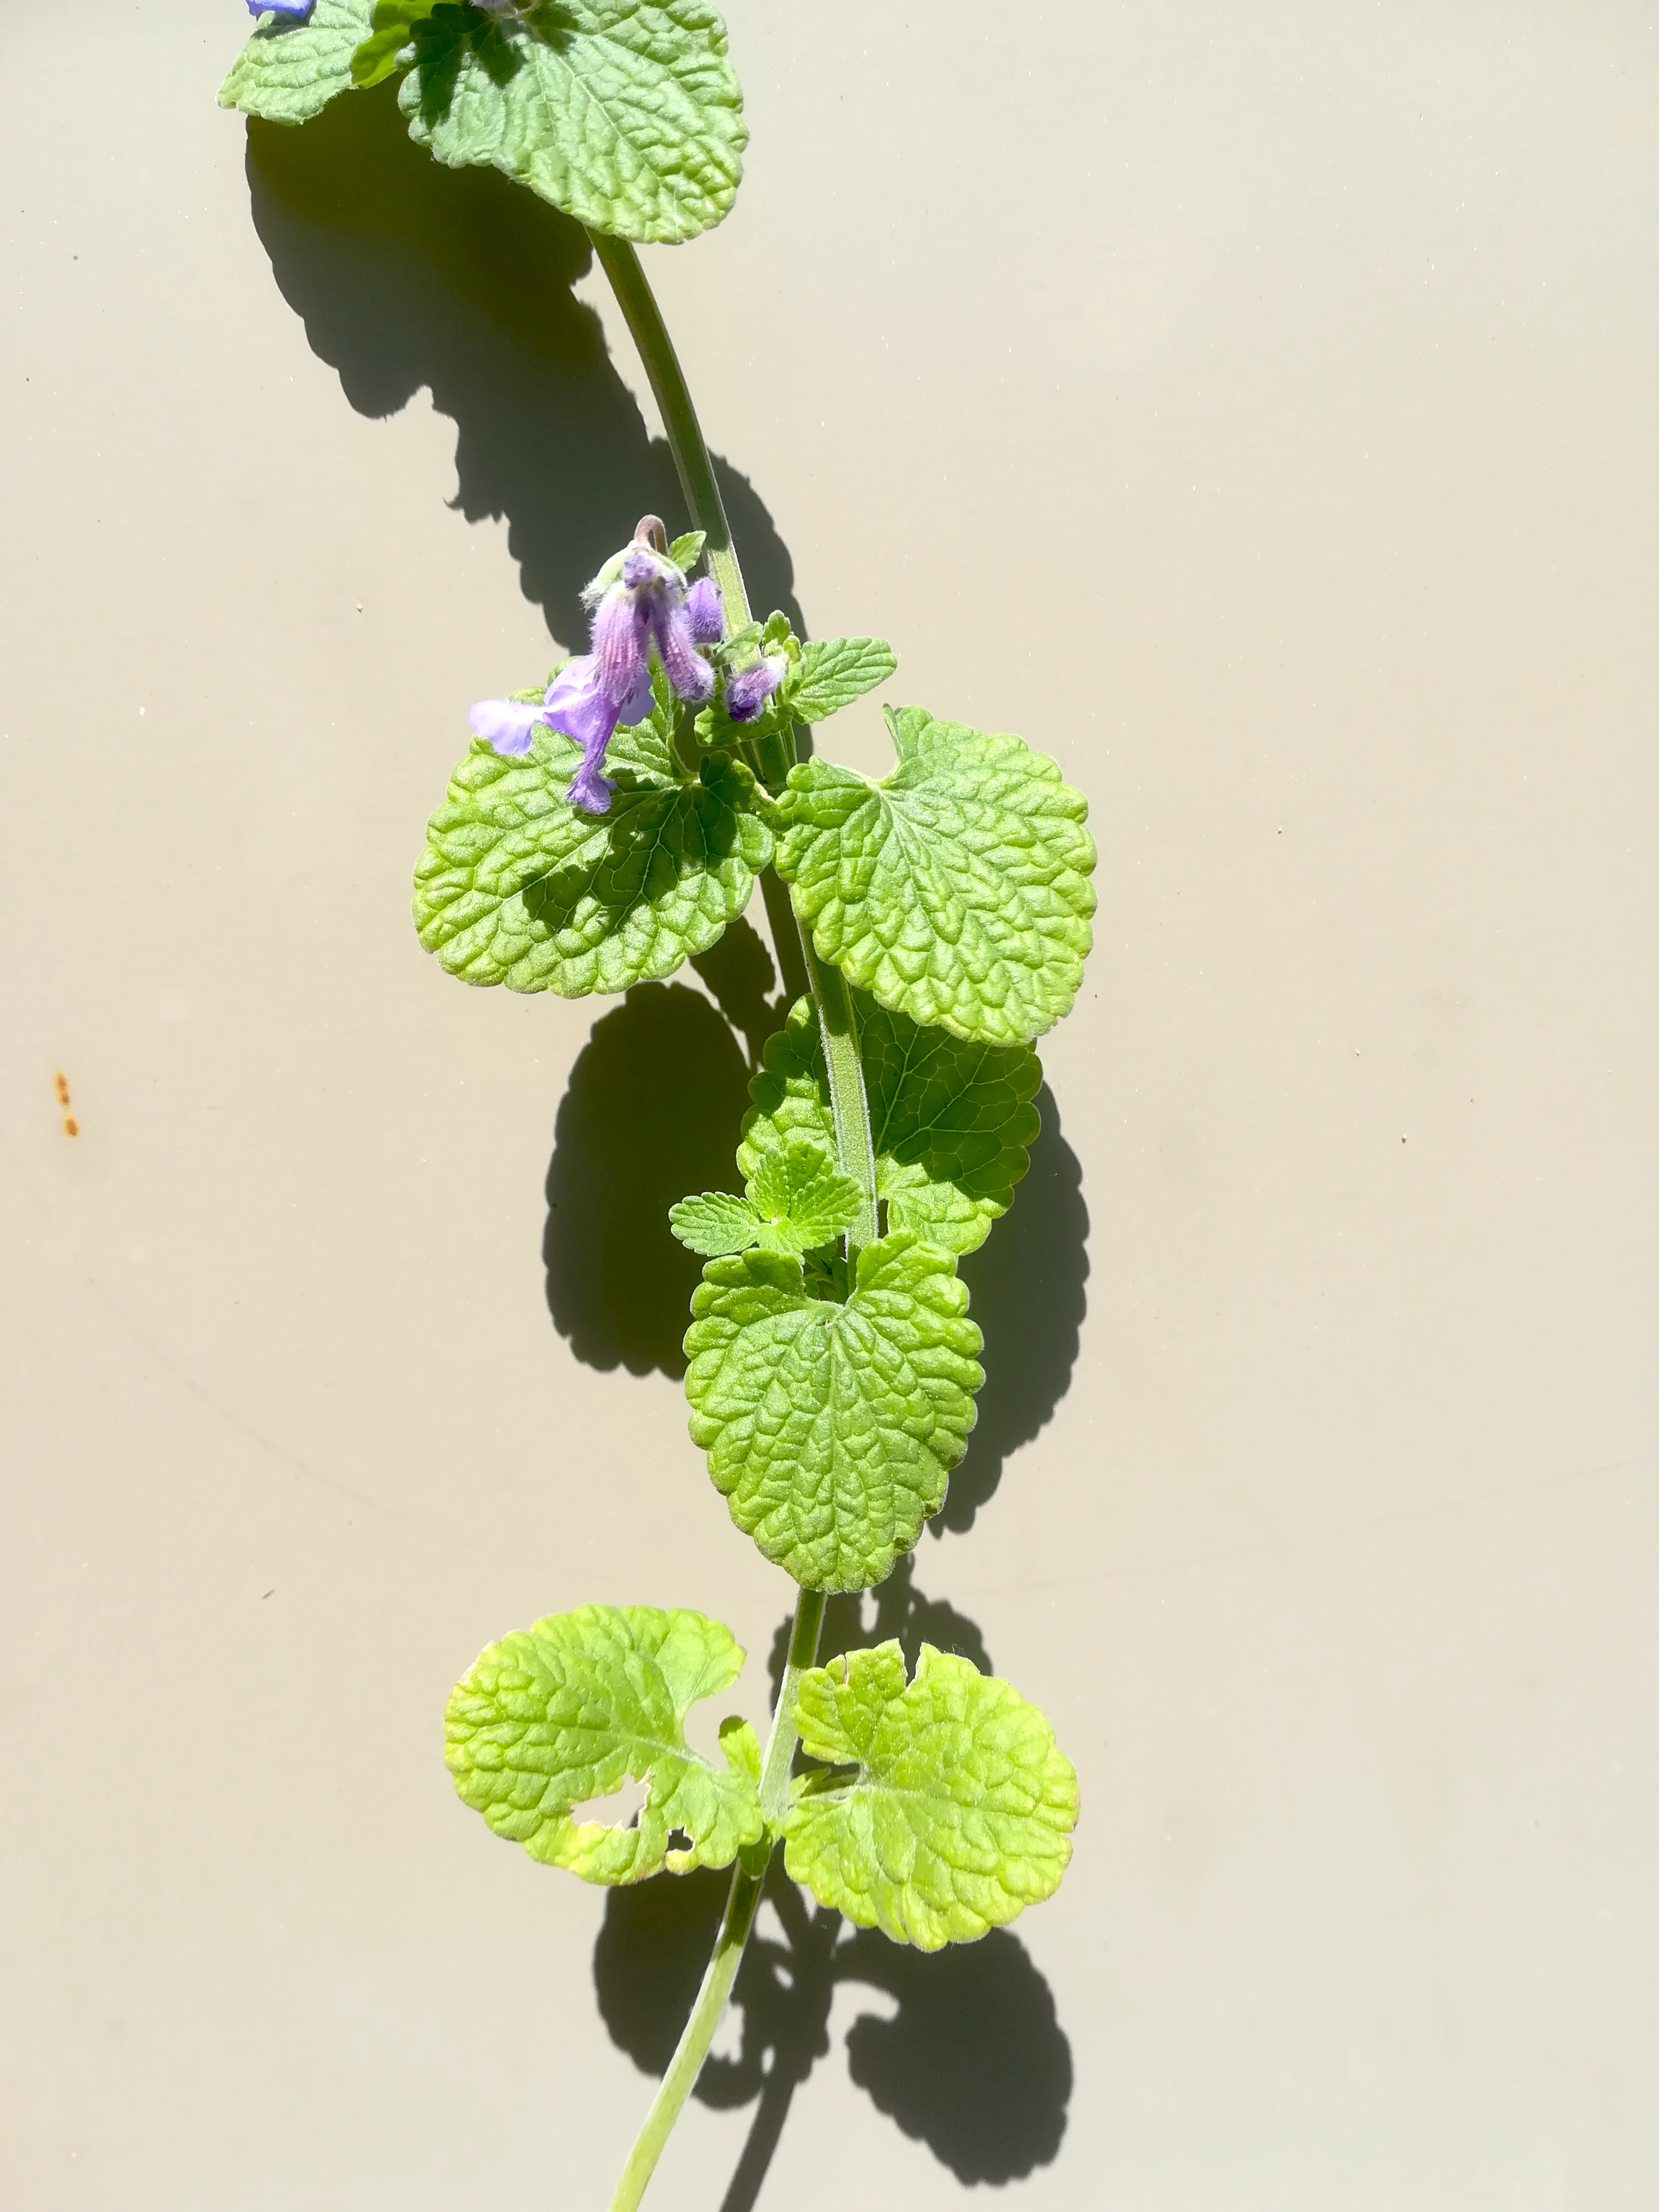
[414,682,1095,1046]
[670,1139,861,1259]
[447,1607,1078,1951]
[741,989,1042,1258]
[221,0,745,244]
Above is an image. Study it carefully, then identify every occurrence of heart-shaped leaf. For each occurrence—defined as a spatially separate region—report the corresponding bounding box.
[773,707,1095,1045]
[414,709,772,996]
[684,1233,983,1590]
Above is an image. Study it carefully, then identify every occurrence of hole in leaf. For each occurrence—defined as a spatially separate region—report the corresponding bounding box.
[570,1775,651,1829]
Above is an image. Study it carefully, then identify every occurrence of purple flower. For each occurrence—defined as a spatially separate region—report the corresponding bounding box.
[246,1,313,17]
[725,654,787,724]
[469,521,720,815]
[686,577,724,646]
[542,654,654,815]
[588,543,714,714]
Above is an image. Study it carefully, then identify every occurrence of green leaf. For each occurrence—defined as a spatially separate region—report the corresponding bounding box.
[773,707,1096,1046]
[668,531,707,572]
[220,0,375,123]
[670,1141,858,1260]
[785,636,896,725]
[683,1232,983,1591]
[399,1,746,244]
[669,1190,758,1258]
[413,712,772,996]
[740,992,1041,1257]
[445,1604,764,1884]
[783,1642,1078,1949]
[748,1143,860,1254]
[351,1,440,88]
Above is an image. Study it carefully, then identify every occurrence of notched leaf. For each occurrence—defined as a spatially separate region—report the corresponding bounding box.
[445,1604,764,1884]
[783,1642,1079,1949]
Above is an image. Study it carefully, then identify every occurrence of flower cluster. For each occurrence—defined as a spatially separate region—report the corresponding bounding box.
[468,525,724,814]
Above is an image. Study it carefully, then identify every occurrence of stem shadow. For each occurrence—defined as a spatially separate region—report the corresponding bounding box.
[596,1826,1071,2204]
[243,77,803,647]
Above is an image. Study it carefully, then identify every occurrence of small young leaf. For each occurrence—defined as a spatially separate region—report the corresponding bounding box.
[445,1604,764,1884]
[414,722,772,996]
[399,1,746,244]
[670,1191,761,1258]
[773,707,1096,1046]
[785,636,896,725]
[668,531,707,573]
[747,1141,860,1254]
[671,1142,857,1260]
[783,1642,1078,1949]
[351,1,440,88]
[683,1233,983,1591]
[741,992,1042,1256]
[220,0,376,123]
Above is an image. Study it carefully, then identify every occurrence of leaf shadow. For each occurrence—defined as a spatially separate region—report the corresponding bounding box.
[243,75,803,651]
[937,1084,1089,1535]
[543,978,754,1377]
[593,1565,1068,2206]
[596,1851,1071,2207]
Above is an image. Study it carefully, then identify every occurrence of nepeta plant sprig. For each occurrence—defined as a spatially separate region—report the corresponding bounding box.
[223,4,1098,2203]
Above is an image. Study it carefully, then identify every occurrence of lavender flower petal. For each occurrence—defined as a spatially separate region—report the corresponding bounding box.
[725,654,787,723]
[591,584,651,709]
[565,758,615,815]
[685,576,724,645]
[468,698,546,757]
[647,594,715,705]
[246,1,313,16]
[543,656,625,751]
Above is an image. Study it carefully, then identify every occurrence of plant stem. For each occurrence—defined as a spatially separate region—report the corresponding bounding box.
[605,1588,826,2212]
[801,934,880,1256]
[590,232,875,2209]
[588,231,753,633]
[590,232,880,1249]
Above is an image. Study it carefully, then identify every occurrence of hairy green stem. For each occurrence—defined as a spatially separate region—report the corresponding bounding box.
[605,1588,826,2212]
[802,934,880,1255]
[590,234,874,2209]
[588,231,752,633]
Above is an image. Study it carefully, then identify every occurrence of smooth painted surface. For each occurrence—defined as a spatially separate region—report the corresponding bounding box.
[2,5,1655,2208]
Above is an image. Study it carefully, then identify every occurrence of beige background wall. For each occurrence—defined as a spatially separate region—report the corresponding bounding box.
[2,4,1655,2207]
